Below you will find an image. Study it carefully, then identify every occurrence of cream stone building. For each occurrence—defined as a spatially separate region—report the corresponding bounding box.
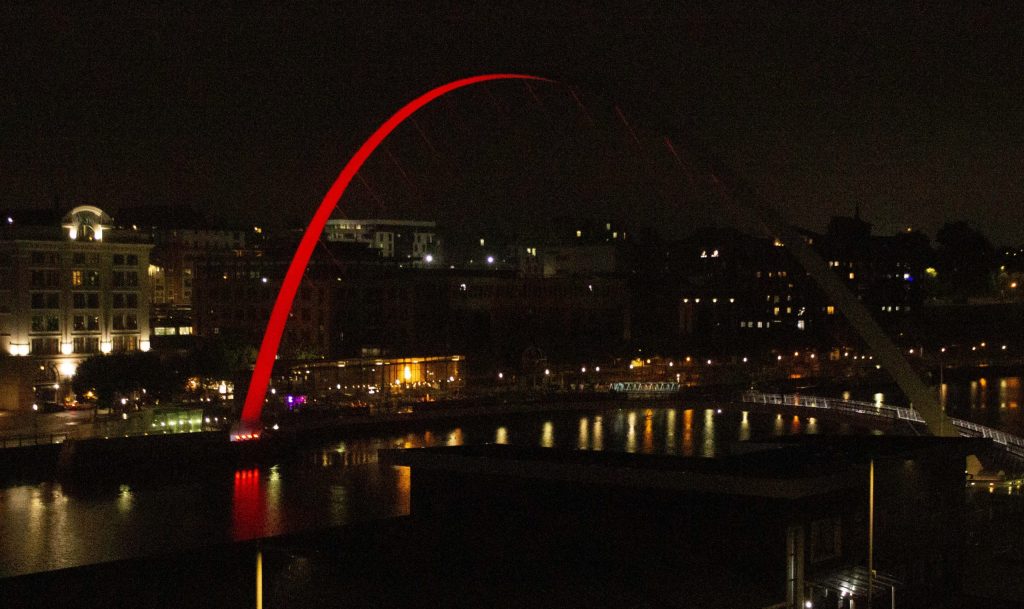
[0,206,153,410]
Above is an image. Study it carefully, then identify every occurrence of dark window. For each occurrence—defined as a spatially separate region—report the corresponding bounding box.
[73,292,100,309]
[31,292,60,309]
[30,337,59,355]
[73,336,99,354]
[72,315,100,331]
[31,270,60,288]
[112,335,138,352]
[112,271,139,287]
[113,293,137,309]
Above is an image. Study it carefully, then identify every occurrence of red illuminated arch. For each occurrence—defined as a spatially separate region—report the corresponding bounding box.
[233,74,548,439]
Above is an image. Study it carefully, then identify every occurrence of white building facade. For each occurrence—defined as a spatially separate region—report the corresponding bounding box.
[0,206,153,409]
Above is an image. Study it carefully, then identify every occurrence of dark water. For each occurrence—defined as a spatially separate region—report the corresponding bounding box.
[837,375,1024,437]
[942,376,1024,437]
[0,404,875,578]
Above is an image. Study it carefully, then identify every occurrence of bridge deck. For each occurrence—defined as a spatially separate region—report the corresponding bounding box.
[740,391,1024,461]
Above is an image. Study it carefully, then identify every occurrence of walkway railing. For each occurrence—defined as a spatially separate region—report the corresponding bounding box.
[740,391,925,423]
[610,381,680,394]
[0,432,76,449]
[949,418,1024,459]
[740,391,1024,459]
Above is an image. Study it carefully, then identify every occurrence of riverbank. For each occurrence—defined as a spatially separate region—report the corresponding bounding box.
[0,396,664,482]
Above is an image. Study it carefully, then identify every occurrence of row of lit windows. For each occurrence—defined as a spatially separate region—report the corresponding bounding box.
[880,305,908,312]
[29,314,137,333]
[30,270,138,289]
[26,336,137,355]
[739,319,806,330]
[29,292,139,310]
[27,252,140,267]
[153,326,193,336]
[28,335,139,354]
[681,297,737,304]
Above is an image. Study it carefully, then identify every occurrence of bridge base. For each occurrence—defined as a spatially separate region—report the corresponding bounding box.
[229,420,263,442]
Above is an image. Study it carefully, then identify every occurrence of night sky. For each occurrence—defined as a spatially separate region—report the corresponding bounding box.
[2,3,1023,244]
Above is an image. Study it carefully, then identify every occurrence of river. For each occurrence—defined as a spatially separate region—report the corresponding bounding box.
[0,403,875,578]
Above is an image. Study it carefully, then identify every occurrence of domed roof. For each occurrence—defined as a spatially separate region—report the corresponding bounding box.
[62,205,113,241]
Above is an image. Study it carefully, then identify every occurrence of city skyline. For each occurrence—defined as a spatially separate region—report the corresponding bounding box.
[2,4,1024,244]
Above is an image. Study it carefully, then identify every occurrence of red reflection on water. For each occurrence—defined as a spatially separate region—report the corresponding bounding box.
[232,468,265,540]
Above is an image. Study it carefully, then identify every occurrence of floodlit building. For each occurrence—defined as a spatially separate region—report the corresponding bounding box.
[0,206,153,409]
[323,218,440,263]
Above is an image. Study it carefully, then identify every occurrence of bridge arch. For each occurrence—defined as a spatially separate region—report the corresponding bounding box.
[233,73,952,440]
[233,74,547,438]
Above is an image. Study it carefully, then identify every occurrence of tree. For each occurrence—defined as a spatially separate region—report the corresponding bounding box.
[190,332,258,379]
[72,352,187,408]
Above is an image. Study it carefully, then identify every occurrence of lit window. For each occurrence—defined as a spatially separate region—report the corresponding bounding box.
[826,306,835,315]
